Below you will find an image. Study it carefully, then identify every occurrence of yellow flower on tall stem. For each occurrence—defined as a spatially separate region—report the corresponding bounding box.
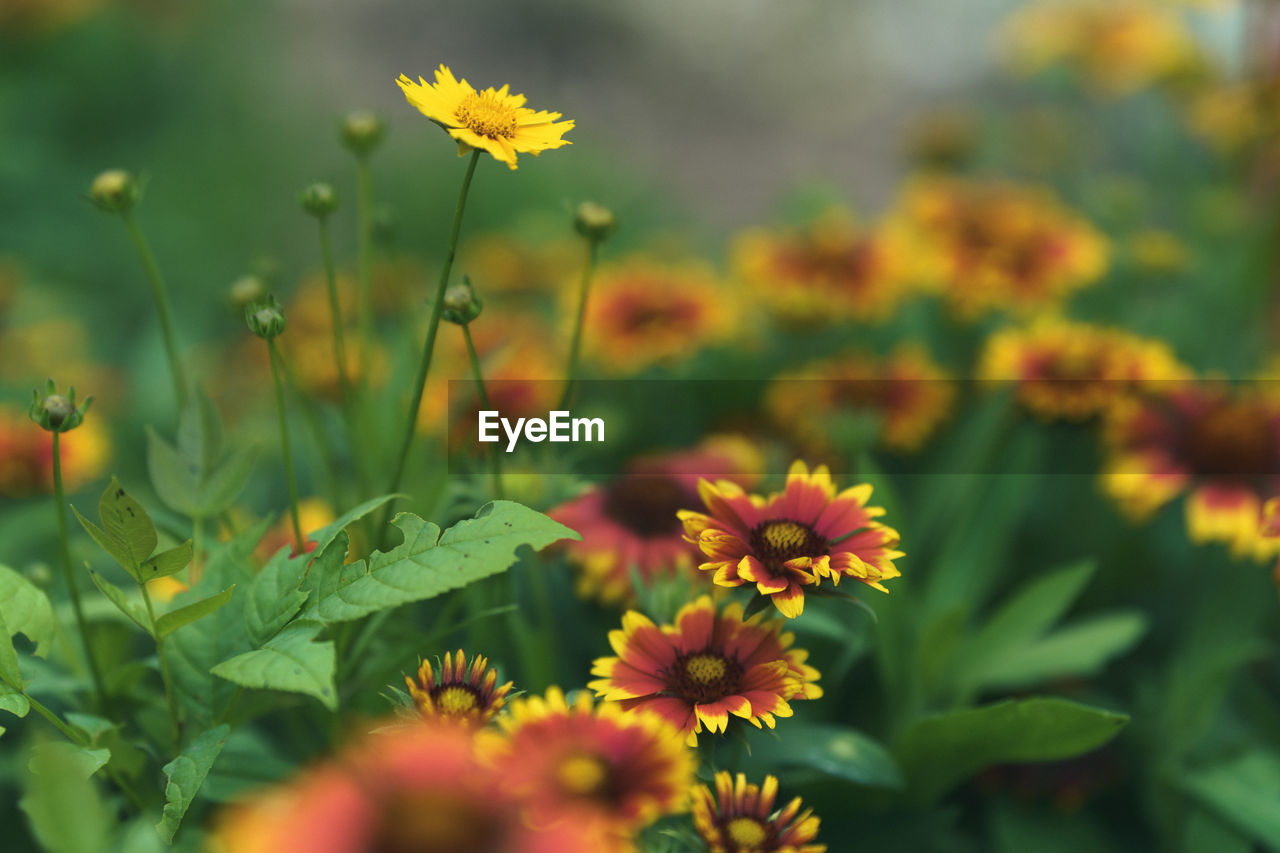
[693,771,826,853]
[396,65,574,170]
[589,595,821,746]
[481,687,694,846]
[405,649,513,724]
[679,461,903,617]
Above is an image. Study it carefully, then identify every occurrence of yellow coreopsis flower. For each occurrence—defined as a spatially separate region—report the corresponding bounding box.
[396,65,574,169]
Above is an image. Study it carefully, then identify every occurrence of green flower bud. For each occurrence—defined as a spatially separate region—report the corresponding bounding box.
[229,275,267,315]
[89,169,141,214]
[299,182,339,219]
[574,201,617,243]
[340,110,386,157]
[29,379,92,433]
[442,277,483,325]
[246,294,287,340]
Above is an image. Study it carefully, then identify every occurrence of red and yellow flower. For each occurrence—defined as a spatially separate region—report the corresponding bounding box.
[214,720,601,853]
[693,771,826,853]
[978,317,1189,421]
[1102,382,1280,560]
[549,436,762,605]
[405,650,513,725]
[766,345,955,454]
[575,257,737,374]
[0,405,109,498]
[892,176,1109,319]
[482,687,694,846]
[589,595,821,746]
[731,209,912,325]
[679,461,902,617]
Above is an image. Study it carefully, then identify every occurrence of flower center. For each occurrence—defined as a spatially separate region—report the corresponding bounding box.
[601,475,689,537]
[556,753,609,797]
[455,91,518,140]
[750,520,829,568]
[1183,400,1278,479]
[432,685,480,715]
[725,816,769,847]
[672,651,743,703]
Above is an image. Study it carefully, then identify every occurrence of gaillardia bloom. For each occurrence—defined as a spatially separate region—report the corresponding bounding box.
[405,649,513,724]
[589,595,822,746]
[766,345,955,454]
[548,436,761,605]
[978,317,1189,421]
[482,687,694,845]
[693,771,825,853]
[397,65,573,170]
[732,209,912,325]
[1102,382,1280,560]
[213,721,601,853]
[892,176,1109,319]
[679,460,903,617]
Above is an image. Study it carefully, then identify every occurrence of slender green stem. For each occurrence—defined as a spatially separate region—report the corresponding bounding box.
[317,218,354,410]
[25,694,149,812]
[51,432,107,710]
[462,323,503,499]
[355,157,377,378]
[140,582,182,749]
[559,239,601,410]
[378,150,482,538]
[268,339,306,555]
[121,212,187,409]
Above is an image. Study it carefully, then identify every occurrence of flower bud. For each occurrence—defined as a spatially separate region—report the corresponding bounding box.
[29,379,92,433]
[442,277,483,325]
[340,110,386,157]
[246,294,287,340]
[229,275,267,315]
[574,201,617,243]
[89,169,141,214]
[299,182,339,219]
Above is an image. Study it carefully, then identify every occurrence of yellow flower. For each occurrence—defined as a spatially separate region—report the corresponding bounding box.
[396,65,574,170]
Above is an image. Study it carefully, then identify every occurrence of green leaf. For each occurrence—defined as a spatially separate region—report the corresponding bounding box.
[894,697,1129,802]
[97,477,158,571]
[28,741,111,780]
[747,724,904,789]
[244,547,311,647]
[86,566,153,635]
[0,608,22,689]
[178,387,225,477]
[146,427,203,518]
[0,686,30,719]
[0,564,55,658]
[155,585,236,639]
[304,501,579,624]
[71,507,135,577]
[959,611,1148,691]
[155,724,230,844]
[950,560,1097,691]
[210,620,336,709]
[1178,751,1280,847]
[138,541,194,582]
[306,492,406,559]
[197,445,257,516]
[21,735,114,853]
[147,393,257,519]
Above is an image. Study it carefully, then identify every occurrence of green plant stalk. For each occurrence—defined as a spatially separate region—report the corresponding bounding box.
[268,339,307,555]
[122,212,187,409]
[559,238,601,411]
[462,323,503,499]
[378,149,482,538]
[355,156,377,378]
[50,432,107,711]
[317,218,355,411]
[140,581,182,750]
[25,693,149,812]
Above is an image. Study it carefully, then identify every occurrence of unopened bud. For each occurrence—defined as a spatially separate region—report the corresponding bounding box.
[574,201,617,242]
[442,277,483,325]
[229,275,267,315]
[29,380,91,433]
[340,110,385,157]
[89,169,141,214]
[299,182,339,219]
[246,294,287,340]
